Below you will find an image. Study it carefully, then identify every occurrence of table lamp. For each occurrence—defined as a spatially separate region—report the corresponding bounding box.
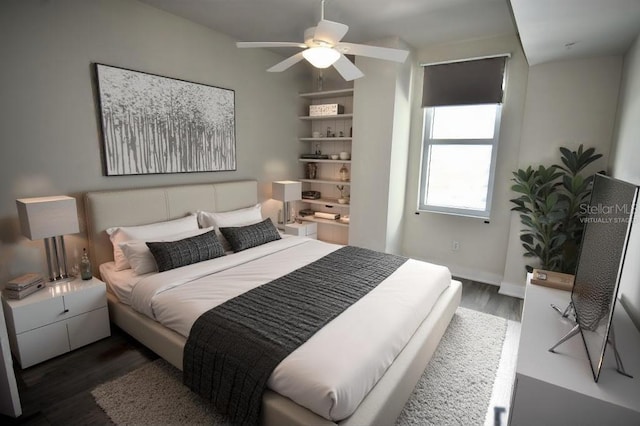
[16,195,80,283]
[272,181,302,228]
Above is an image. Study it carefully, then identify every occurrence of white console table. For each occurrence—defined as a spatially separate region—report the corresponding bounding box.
[509,279,640,425]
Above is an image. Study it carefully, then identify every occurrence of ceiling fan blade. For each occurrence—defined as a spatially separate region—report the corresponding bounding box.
[267,52,306,72]
[313,20,349,45]
[237,41,307,49]
[335,42,409,63]
[333,55,364,81]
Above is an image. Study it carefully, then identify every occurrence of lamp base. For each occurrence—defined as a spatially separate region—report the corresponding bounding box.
[47,275,74,285]
[276,219,291,232]
[278,202,296,230]
[44,235,73,284]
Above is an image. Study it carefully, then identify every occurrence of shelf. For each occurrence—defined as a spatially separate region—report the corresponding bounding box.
[299,178,351,185]
[298,87,353,244]
[301,198,350,208]
[299,137,352,142]
[299,114,353,121]
[300,217,350,228]
[299,88,354,99]
[299,159,351,164]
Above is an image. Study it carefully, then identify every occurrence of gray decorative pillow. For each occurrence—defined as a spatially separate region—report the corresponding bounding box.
[146,230,225,272]
[219,218,281,252]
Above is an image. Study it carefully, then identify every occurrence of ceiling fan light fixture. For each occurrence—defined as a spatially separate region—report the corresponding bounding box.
[302,46,340,69]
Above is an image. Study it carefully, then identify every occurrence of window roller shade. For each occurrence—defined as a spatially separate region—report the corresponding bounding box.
[422,57,506,107]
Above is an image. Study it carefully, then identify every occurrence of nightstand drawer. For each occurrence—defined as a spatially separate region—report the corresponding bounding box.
[67,307,110,350]
[63,284,107,315]
[9,297,66,334]
[15,322,69,368]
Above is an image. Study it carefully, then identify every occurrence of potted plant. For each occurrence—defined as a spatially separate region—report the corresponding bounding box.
[510,145,603,274]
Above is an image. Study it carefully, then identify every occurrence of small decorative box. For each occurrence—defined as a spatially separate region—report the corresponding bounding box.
[309,103,345,116]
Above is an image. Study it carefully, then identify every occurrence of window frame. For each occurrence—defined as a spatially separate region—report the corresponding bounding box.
[418,103,503,219]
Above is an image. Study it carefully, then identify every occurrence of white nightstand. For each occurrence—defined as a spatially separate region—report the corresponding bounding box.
[2,277,110,368]
[285,222,317,239]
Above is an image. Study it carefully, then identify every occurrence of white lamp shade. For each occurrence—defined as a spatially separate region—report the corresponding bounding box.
[16,196,80,240]
[303,47,340,69]
[272,181,302,202]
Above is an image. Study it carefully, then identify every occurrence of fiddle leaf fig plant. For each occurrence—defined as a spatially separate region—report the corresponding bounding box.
[510,145,602,274]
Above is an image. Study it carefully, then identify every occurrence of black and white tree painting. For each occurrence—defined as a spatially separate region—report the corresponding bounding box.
[95,64,236,175]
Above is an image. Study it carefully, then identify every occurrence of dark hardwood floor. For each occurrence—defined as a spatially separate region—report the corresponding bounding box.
[1,280,522,425]
[456,278,524,322]
[2,328,158,425]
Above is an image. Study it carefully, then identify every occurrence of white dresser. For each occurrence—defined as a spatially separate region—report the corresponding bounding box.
[509,280,640,425]
[2,277,110,368]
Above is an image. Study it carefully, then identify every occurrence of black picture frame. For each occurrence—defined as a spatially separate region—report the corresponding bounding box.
[94,63,236,176]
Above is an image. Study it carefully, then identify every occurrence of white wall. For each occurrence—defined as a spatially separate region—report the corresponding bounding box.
[0,0,307,280]
[349,57,396,251]
[501,56,623,297]
[349,38,413,253]
[610,34,640,329]
[401,35,529,285]
[385,51,414,255]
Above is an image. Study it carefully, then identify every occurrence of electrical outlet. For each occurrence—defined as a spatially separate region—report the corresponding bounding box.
[452,240,460,251]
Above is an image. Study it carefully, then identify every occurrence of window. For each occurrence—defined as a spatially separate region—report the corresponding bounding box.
[418,56,507,218]
[419,104,501,217]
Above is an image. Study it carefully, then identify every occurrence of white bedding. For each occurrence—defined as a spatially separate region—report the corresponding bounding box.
[100,262,150,305]
[101,237,451,421]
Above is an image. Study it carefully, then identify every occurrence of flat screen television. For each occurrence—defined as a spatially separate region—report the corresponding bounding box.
[571,173,638,381]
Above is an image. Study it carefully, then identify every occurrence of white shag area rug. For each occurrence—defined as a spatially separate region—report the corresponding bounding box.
[92,307,519,426]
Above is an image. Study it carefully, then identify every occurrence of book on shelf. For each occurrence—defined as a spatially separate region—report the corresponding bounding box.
[314,212,340,220]
[300,154,329,159]
[302,191,321,199]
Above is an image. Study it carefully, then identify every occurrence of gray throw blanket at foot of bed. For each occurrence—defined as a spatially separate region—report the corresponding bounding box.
[183,245,408,425]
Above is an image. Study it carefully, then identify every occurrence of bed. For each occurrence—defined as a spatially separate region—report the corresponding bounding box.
[84,180,461,426]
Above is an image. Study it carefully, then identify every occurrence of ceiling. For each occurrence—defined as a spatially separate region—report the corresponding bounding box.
[138,0,640,66]
[510,0,640,65]
[138,0,516,52]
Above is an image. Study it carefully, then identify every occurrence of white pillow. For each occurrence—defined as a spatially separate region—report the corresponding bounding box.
[107,214,199,271]
[119,227,214,275]
[197,204,262,251]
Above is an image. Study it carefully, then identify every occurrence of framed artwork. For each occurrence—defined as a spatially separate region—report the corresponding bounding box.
[94,63,236,175]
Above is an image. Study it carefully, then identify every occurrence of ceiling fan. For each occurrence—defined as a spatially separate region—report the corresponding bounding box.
[236,0,410,81]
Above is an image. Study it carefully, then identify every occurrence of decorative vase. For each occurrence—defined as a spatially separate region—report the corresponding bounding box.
[80,248,92,280]
[339,164,349,182]
[307,162,318,179]
[337,185,349,204]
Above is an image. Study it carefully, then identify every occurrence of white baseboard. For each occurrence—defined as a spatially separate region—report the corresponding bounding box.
[499,281,525,299]
[446,265,502,287]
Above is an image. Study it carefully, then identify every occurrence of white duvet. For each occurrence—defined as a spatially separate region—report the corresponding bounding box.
[102,237,451,421]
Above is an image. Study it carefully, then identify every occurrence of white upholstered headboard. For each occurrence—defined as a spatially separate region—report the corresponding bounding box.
[84,180,258,272]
